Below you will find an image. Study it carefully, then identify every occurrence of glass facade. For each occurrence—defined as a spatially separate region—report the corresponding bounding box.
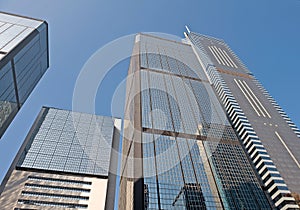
[17,107,119,177]
[0,62,18,135]
[119,34,271,210]
[0,12,49,138]
[142,133,219,209]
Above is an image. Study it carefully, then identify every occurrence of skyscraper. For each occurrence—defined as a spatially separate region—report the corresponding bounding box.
[186,31,300,209]
[118,33,295,209]
[0,12,49,138]
[0,107,121,210]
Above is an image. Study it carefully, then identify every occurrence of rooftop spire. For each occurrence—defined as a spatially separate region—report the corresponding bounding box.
[185,25,191,33]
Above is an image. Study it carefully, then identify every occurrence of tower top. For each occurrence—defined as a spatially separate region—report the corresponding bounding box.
[185,25,191,33]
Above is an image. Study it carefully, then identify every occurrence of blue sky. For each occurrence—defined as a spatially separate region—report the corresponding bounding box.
[0,0,299,183]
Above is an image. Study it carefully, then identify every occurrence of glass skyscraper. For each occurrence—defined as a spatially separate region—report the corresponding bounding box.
[0,107,121,210]
[118,33,299,209]
[0,12,49,138]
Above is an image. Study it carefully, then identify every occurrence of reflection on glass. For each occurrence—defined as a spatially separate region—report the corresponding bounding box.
[173,183,206,210]
[143,133,219,209]
[0,62,18,135]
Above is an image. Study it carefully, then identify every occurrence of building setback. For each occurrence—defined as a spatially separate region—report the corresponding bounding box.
[0,11,49,138]
[118,33,294,209]
[0,107,121,210]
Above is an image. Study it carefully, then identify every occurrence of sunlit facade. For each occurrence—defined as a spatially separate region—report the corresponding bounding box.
[0,107,121,210]
[186,31,300,209]
[119,33,274,209]
[0,12,49,138]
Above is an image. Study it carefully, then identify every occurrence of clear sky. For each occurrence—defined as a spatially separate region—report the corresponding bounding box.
[0,0,299,183]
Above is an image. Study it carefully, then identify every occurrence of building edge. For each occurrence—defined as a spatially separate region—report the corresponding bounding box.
[0,106,47,194]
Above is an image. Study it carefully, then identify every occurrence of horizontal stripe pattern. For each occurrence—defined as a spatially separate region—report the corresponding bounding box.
[187,33,299,210]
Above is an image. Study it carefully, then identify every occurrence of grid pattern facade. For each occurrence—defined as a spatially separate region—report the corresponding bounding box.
[187,32,300,209]
[119,33,271,210]
[205,142,270,209]
[142,133,219,209]
[139,34,231,135]
[0,12,49,138]
[18,107,116,177]
[0,107,120,210]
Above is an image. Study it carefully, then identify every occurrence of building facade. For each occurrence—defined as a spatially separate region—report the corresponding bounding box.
[0,12,49,138]
[118,33,286,209]
[186,31,300,209]
[0,107,121,210]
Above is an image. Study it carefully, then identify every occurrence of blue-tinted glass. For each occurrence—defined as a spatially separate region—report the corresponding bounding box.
[0,62,18,135]
[14,27,48,104]
[18,108,117,177]
[204,142,271,209]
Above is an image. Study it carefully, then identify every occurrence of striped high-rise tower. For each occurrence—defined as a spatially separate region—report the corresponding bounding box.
[186,30,300,209]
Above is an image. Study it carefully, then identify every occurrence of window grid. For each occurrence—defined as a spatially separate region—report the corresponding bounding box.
[18,108,116,177]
